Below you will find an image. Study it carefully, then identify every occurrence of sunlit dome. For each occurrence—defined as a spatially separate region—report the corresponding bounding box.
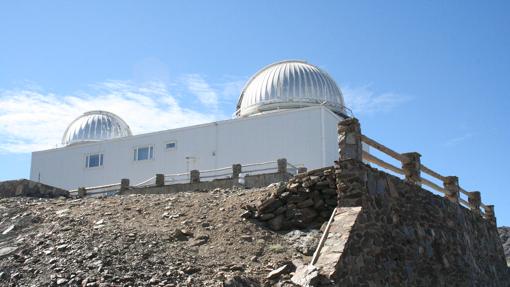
[236,60,345,117]
[62,111,132,146]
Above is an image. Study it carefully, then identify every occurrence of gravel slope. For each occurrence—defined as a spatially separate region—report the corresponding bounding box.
[0,188,319,286]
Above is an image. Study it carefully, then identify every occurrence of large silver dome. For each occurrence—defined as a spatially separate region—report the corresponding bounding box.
[236,60,345,117]
[62,111,132,146]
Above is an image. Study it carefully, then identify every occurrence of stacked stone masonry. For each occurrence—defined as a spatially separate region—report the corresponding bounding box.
[333,159,509,286]
[0,179,69,198]
[254,159,509,285]
[251,167,338,231]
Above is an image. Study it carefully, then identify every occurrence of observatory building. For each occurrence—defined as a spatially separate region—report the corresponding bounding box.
[30,60,350,190]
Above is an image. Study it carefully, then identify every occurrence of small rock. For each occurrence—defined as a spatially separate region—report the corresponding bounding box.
[183,266,201,274]
[240,210,253,219]
[259,213,275,221]
[240,235,253,242]
[2,224,15,235]
[223,276,258,287]
[291,264,320,287]
[268,215,285,231]
[56,244,68,251]
[266,264,292,280]
[55,209,70,216]
[0,246,17,258]
[189,239,207,246]
[172,229,192,241]
[56,278,68,285]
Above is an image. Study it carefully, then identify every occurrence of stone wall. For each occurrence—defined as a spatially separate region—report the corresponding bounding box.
[332,159,509,286]
[254,158,508,285]
[249,167,338,231]
[0,179,69,198]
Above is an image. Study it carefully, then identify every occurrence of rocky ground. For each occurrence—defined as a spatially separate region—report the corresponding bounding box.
[498,226,510,266]
[0,187,324,287]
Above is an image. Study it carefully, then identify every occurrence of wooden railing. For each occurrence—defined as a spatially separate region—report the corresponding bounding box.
[338,118,495,225]
[69,159,305,198]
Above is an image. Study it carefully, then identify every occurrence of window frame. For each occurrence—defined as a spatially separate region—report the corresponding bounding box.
[165,140,177,151]
[85,153,104,169]
[133,145,155,161]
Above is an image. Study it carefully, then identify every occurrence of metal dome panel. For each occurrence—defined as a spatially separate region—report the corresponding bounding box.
[62,111,132,146]
[236,60,345,117]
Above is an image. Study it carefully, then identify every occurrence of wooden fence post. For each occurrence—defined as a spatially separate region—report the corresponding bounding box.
[402,152,421,186]
[232,164,242,178]
[155,174,165,187]
[468,191,481,215]
[120,178,130,192]
[443,176,460,204]
[484,205,496,226]
[277,158,287,174]
[77,187,87,198]
[190,170,200,184]
[338,118,362,161]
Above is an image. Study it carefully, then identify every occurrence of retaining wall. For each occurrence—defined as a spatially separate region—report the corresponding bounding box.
[332,159,508,286]
[0,179,69,198]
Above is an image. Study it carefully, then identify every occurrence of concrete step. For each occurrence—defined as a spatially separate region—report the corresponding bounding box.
[312,206,362,278]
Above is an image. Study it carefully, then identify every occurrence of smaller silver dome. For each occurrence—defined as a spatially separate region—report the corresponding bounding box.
[62,111,132,146]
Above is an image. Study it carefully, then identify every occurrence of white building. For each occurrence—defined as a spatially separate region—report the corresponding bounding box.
[30,60,350,190]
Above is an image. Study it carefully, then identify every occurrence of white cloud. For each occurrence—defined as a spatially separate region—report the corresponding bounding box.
[342,85,409,115]
[0,77,408,154]
[0,80,227,154]
[181,74,219,109]
[444,132,474,147]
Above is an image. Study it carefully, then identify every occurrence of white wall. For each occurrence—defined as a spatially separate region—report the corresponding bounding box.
[30,106,342,190]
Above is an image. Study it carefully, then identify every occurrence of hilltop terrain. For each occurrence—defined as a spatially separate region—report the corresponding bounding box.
[1,181,509,286]
[0,187,322,286]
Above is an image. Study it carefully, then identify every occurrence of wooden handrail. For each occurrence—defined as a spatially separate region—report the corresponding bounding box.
[311,207,337,265]
[362,151,404,175]
[421,164,446,182]
[459,198,470,208]
[459,187,470,196]
[355,132,490,221]
[360,134,406,162]
[420,177,447,194]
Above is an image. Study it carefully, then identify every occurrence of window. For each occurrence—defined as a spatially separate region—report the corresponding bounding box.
[166,141,176,149]
[134,146,154,161]
[86,153,103,168]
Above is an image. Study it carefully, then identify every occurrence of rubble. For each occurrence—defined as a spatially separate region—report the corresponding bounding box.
[0,187,314,286]
[252,168,337,231]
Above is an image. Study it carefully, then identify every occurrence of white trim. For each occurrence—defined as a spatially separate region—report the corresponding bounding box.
[165,140,177,151]
[133,145,155,162]
[84,152,104,169]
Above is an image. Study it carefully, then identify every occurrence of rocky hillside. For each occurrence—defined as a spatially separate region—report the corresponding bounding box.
[0,187,323,286]
[499,226,510,266]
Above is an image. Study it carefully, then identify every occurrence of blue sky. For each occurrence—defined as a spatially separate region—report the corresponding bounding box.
[0,1,509,225]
